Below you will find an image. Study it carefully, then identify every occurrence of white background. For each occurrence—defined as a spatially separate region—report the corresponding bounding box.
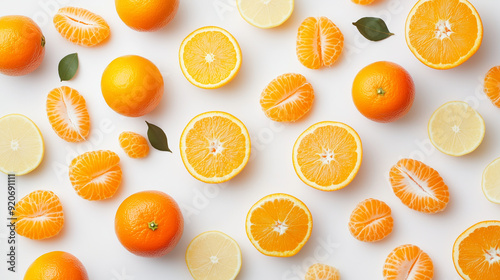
[1,0,499,279]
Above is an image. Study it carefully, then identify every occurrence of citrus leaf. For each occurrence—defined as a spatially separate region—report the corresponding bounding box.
[353,17,394,41]
[58,53,78,81]
[146,121,171,152]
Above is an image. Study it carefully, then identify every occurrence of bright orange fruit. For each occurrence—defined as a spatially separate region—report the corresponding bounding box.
[297,16,344,69]
[119,131,149,158]
[46,86,90,142]
[383,244,434,280]
[14,190,64,240]
[352,0,376,5]
[389,158,449,214]
[260,73,314,122]
[24,251,89,280]
[348,198,393,242]
[484,66,500,108]
[69,150,122,200]
[115,0,179,32]
[53,7,110,47]
[305,263,340,280]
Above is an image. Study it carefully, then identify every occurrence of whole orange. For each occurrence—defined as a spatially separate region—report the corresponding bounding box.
[115,190,184,257]
[0,15,45,76]
[115,0,179,32]
[352,61,415,123]
[24,251,89,280]
[101,55,164,117]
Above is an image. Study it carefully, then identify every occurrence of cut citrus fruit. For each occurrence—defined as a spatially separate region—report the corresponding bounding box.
[260,73,314,122]
[179,26,241,89]
[383,244,434,280]
[428,101,485,156]
[46,86,90,143]
[305,263,339,280]
[482,158,500,204]
[180,111,250,184]
[53,7,110,47]
[348,198,393,242]
[352,0,376,5]
[14,190,64,240]
[293,121,362,191]
[453,220,500,280]
[0,114,44,175]
[69,150,122,200]
[186,231,242,280]
[389,158,449,214]
[484,66,500,108]
[236,0,293,29]
[296,17,344,69]
[405,0,483,70]
[119,131,149,158]
[245,193,313,257]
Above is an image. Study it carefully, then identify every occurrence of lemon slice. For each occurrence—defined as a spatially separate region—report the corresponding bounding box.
[428,101,485,156]
[0,114,44,175]
[237,0,294,29]
[186,231,242,280]
[482,158,500,204]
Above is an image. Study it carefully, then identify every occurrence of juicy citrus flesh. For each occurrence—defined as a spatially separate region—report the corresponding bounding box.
[428,101,485,156]
[179,26,242,89]
[260,73,314,122]
[236,0,294,29]
[297,16,344,69]
[305,263,339,280]
[24,251,89,280]
[383,244,434,280]
[119,131,149,158]
[14,190,64,240]
[186,231,242,280]
[293,121,362,191]
[46,86,90,142]
[352,0,376,5]
[69,150,122,200]
[53,7,110,47]
[348,198,393,242]
[484,66,500,108]
[482,158,500,204]
[246,193,313,257]
[389,158,449,214]
[405,0,483,69]
[115,0,179,31]
[0,114,44,175]
[180,111,251,184]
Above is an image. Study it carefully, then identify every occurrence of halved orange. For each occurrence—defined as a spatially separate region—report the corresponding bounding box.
[53,7,110,47]
[260,73,314,122]
[119,131,149,158]
[484,66,500,108]
[405,0,483,70]
[245,193,313,257]
[69,150,122,200]
[293,121,362,191]
[348,198,393,242]
[14,190,64,240]
[383,244,434,280]
[46,86,90,143]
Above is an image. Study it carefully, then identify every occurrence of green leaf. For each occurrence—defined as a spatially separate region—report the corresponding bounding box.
[58,53,78,81]
[146,121,172,152]
[353,17,394,42]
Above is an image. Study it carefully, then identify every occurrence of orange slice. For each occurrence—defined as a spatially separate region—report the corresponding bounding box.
[389,158,449,214]
[484,66,500,108]
[119,131,149,158]
[69,150,122,200]
[305,263,340,280]
[296,17,344,69]
[293,121,362,191]
[260,73,314,122]
[46,86,90,143]
[245,193,313,257]
[14,190,64,240]
[383,244,434,280]
[405,0,483,69]
[348,198,393,242]
[352,0,376,5]
[453,220,500,280]
[53,7,110,47]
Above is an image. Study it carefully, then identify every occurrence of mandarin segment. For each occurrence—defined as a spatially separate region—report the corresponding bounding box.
[383,244,434,280]
[348,198,393,242]
[119,131,149,158]
[53,7,110,47]
[484,66,500,108]
[305,263,340,280]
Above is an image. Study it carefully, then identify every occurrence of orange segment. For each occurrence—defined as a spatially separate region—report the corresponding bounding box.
[260,73,314,122]
[245,193,313,257]
[297,17,344,69]
[119,131,149,158]
[14,190,64,240]
[405,0,483,69]
[484,66,500,108]
[383,244,434,280]
[352,0,376,5]
[305,264,340,280]
[53,7,110,47]
[389,158,449,214]
[348,198,393,242]
[453,220,500,280]
[293,121,362,191]
[46,86,90,143]
[69,150,122,200]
